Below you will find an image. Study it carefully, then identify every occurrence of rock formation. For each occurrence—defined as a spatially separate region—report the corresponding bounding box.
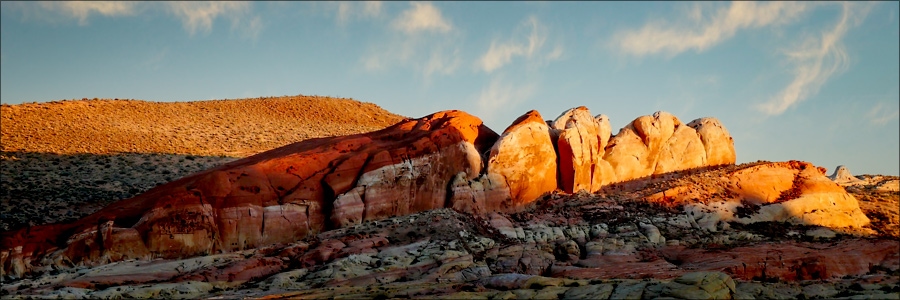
[548,108,735,195]
[1,110,499,278]
[643,160,871,231]
[0,106,777,281]
[829,165,863,183]
[1,106,897,299]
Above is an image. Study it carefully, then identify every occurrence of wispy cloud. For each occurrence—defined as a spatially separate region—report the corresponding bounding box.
[757,2,873,115]
[361,35,461,80]
[361,2,459,80]
[10,2,261,38]
[476,76,536,118]
[163,2,258,37]
[866,102,900,125]
[613,2,808,57]
[391,2,453,34]
[334,1,382,25]
[33,1,137,25]
[478,16,562,73]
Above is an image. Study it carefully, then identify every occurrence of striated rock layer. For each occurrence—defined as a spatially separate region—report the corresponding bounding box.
[1,107,739,279]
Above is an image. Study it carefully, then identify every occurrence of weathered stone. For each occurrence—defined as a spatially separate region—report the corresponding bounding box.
[0,111,499,277]
[484,110,558,211]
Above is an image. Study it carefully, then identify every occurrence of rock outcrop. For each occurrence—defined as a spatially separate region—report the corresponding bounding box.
[1,110,499,278]
[829,165,862,184]
[643,160,872,231]
[547,109,736,195]
[0,107,794,282]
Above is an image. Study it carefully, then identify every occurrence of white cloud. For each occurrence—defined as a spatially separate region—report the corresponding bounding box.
[866,102,900,125]
[163,2,257,36]
[35,1,137,25]
[360,2,458,80]
[335,1,382,25]
[476,76,535,116]
[757,2,873,115]
[11,2,261,38]
[613,2,808,57]
[391,2,452,34]
[478,16,563,73]
[361,35,460,80]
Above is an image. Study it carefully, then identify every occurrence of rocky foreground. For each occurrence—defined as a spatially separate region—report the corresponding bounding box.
[1,104,897,299]
[2,167,898,299]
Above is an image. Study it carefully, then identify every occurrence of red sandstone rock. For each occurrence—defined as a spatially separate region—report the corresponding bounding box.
[0,110,498,278]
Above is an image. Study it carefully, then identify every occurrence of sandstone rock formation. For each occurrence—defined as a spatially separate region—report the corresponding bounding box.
[1,110,499,278]
[829,165,863,184]
[0,107,757,281]
[549,108,735,195]
[643,160,871,231]
[481,110,558,210]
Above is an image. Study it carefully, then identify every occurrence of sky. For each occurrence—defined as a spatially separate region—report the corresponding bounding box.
[1,1,898,176]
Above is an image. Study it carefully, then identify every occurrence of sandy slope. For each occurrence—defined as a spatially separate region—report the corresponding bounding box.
[1,95,405,157]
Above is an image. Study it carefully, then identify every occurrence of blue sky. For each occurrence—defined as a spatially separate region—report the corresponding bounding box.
[1,1,898,175]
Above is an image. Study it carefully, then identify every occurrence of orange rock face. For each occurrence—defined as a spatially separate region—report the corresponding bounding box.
[643,161,871,231]
[549,108,736,194]
[551,107,604,194]
[484,110,559,210]
[0,110,498,278]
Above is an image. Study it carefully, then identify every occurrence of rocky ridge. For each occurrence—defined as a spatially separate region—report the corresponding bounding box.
[1,105,897,299]
[1,107,744,280]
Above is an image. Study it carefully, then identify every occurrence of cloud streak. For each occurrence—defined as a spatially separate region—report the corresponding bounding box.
[757,2,872,115]
[476,76,535,117]
[11,2,261,38]
[35,1,137,25]
[614,2,808,57]
[335,1,382,25]
[866,102,900,125]
[362,2,459,80]
[391,2,453,34]
[478,16,557,73]
[163,2,257,37]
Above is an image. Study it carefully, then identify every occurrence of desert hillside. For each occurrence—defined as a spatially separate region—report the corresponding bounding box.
[0,95,405,157]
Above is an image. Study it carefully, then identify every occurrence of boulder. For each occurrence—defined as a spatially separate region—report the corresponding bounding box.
[0,110,499,278]
[552,107,604,193]
[482,110,559,211]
